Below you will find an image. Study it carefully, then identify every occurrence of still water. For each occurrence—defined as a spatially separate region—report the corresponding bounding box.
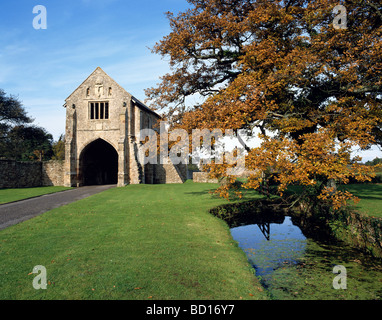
[230,216,382,300]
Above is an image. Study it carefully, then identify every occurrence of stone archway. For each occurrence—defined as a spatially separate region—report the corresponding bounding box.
[79,139,118,186]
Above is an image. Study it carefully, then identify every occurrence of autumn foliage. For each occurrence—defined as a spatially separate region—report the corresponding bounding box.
[146,0,382,209]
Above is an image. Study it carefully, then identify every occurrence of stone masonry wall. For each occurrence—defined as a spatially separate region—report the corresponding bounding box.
[193,172,218,183]
[152,162,187,184]
[0,158,184,188]
[0,160,42,188]
[0,160,64,189]
[42,160,65,186]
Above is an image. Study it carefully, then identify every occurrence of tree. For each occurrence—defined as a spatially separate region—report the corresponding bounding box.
[51,134,65,160]
[0,89,34,159]
[365,157,382,166]
[147,0,382,209]
[0,89,56,161]
[2,125,53,161]
[0,89,33,140]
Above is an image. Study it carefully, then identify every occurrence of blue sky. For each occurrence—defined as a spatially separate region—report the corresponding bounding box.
[1,0,380,161]
[0,0,190,139]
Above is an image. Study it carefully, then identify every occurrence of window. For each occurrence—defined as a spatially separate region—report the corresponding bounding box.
[140,111,144,130]
[90,102,109,120]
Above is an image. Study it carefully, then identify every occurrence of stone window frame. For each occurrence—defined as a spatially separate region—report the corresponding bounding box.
[89,101,109,120]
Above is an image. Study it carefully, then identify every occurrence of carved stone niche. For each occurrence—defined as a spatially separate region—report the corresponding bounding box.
[95,76,104,98]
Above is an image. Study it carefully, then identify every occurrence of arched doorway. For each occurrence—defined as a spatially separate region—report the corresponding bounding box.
[80,139,118,186]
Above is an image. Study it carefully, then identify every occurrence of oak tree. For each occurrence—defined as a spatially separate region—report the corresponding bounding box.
[147,0,382,209]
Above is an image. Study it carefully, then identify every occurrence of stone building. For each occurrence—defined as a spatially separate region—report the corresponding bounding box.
[63,67,185,187]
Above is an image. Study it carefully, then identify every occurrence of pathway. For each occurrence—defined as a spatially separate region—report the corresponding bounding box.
[0,185,116,230]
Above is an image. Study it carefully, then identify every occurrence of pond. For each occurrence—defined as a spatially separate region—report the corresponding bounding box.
[230,215,382,300]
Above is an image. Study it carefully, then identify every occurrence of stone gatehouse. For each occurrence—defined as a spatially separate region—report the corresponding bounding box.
[64,67,185,187]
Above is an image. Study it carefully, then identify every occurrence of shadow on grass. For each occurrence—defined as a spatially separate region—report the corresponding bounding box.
[341,183,382,190]
[185,189,221,198]
[185,187,264,202]
[340,184,382,198]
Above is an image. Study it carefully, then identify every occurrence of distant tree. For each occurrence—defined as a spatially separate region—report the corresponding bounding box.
[0,89,34,158]
[51,134,65,160]
[0,89,56,161]
[0,89,33,140]
[365,157,382,166]
[3,125,53,161]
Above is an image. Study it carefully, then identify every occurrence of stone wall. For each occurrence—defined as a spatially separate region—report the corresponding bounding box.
[0,159,64,189]
[165,163,186,183]
[145,161,186,184]
[0,158,184,189]
[187,169,199,180]
[42,160,65,186]
[0,160,42,188]
[193,172,218,183]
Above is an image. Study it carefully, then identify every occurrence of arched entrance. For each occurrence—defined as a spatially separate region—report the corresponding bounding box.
[80,139,118,186]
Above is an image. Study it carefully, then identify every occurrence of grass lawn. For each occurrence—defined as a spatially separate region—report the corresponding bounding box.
[0,186,73,204]
[341,184,382,218]
[287,183,382,218]
[0,181,267,300]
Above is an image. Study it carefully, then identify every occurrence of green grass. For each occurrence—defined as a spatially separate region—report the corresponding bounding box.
[341,184,382,218]
[287,183,382,218]
[0,186,73,204]
[0,181,267,300]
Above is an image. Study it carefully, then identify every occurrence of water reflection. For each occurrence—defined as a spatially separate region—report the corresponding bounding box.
[230,215,382,299]
[257,223,270,241]
[231,217,307,277]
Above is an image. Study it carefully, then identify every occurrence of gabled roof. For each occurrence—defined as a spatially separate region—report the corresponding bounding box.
[65,67,161,118]
[130,95,161,118]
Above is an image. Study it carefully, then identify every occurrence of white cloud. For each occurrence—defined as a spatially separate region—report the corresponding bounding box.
[352,145,382,163]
